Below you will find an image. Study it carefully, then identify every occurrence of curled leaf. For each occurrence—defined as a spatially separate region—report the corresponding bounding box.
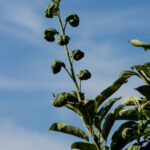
[43,28,58,42]
[122,127,137,139]
[70,49,84,61]
[57,35,70,45]
[66,13,80,27]
[52,91,84,107]
[129,39,150,50]
[76,70,91,80]
[51,60,65,74]
[44,3,59,18]
[52,92,67,107]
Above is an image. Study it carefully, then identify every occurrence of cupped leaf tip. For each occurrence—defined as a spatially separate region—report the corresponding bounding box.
[52,92,67,107]
[51,60,65,74]
[44,3,59,18]
[57,35,70,45]
[43,28,59,42]
[66,13,80,27]
[70,49,84,61]
[76,70,91,80]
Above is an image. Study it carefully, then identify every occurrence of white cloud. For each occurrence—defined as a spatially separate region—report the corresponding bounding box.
[73,6,150,41]
[0,77,47,91]
[0,2,149,95]
[2,4,43,33]
[0,120,71,150]
[0,3,45,46]
[0,75,74,91]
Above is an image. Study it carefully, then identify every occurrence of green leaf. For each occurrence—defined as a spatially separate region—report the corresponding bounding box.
[111,124,150,150]
[70,49,84,61]
[101,145,109,150]
[52,92,67,107]
[136,85,150,99]
[129,39,150,50]
[92,124,104,145]
[57,35,70,45]
[77,100,98,125]
[44,3,59,18]
[115,108,138,121]
[143,127,150,137]
[138,120,148,130]
[131,64,150,85]
[144,62,150,68]
[127,145,141,150]
[95,97,121,128]
[71,142,97,150]
[102,106,123,141]
[121,96,144,106]
[95,77,129,108]
[65,103,81,116]
[51,60,65,74]
[142,110,150,120]
[49,122,89,142]
[102,106,140,141]
[43,28,59,42]
[141,101,150,110]
[111,121,137,150]
[66,13,80,27]
[76,70,91,80]
[120,70,140,78]
[69,91,85,101]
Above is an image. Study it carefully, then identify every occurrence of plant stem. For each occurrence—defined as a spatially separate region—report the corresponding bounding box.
[89,127,101,150]
[133,97,141,144]
[79,80,81,92]
[57,12,82,101]
[63,66,73,79]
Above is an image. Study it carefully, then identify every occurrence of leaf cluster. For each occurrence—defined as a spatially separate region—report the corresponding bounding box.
[43,1,150,150]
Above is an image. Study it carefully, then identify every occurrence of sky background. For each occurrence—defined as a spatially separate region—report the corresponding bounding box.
[0,0,150,149]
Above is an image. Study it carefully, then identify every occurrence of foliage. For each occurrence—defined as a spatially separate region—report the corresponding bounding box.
[43,0,150,149]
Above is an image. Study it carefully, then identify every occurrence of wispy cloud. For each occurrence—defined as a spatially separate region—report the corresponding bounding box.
[0,1,148,95]
[1,4,43,33]
[0,120,71,150]
[0,3,45,46]
[0,74,74,92]
[70,6,150,43]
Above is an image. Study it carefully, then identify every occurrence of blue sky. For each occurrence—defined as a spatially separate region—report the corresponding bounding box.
[0,0,150,149]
